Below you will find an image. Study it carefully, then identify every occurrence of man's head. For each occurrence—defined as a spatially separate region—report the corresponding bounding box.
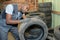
[18,3,29,12]
[21,3,29,12]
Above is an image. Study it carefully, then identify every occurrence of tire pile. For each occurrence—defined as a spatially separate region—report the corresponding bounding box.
[38,2,52,28]
[24,2,52,40]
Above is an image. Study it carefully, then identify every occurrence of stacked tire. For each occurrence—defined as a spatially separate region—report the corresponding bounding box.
[46,36,53,40]
[38,2,52,28]
[38,2,52,13]
[18,18,48,40]
[26,12,46,23]
[54,25,60,40]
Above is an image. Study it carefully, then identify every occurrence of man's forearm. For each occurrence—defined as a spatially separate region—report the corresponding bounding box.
[6,20,20,24]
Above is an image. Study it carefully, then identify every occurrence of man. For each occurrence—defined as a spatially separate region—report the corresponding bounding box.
[0,3,29,40]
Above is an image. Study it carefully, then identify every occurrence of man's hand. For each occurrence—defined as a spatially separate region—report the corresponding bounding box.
[22,14,26,19]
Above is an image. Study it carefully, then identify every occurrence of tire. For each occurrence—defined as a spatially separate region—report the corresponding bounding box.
[54,25,60,40]
[38,2,52,8]
[26,12,46,21]
[46,36,53,40]
[19,18,48,40]
[39,7,52,13]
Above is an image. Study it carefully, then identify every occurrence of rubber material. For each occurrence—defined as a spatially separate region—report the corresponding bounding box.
[54,25,60,40]
[38,2,52,8]
[19,18,48,40]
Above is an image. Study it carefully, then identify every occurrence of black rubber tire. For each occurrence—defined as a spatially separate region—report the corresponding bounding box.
[38,2,52,8]
[19,18,48,40]
[26,12,46,21]
[54,25,60,40]
[46,36,54,40]
[39,7,52,13]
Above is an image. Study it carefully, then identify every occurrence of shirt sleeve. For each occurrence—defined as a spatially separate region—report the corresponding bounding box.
[5,4,13,15]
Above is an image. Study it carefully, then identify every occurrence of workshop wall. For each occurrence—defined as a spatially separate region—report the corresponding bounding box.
[52,0,60,28]
[2,0,38,11]
[38,0,52,3]
[38,0,42,3]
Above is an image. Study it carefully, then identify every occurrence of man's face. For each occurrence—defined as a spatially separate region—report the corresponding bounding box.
[21,4,29,12]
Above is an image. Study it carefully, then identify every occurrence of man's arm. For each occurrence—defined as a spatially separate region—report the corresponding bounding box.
[5,4,21,24]
[6,14,20,24]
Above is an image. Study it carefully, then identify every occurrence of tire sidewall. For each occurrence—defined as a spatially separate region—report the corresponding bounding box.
[19,18,48,40]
